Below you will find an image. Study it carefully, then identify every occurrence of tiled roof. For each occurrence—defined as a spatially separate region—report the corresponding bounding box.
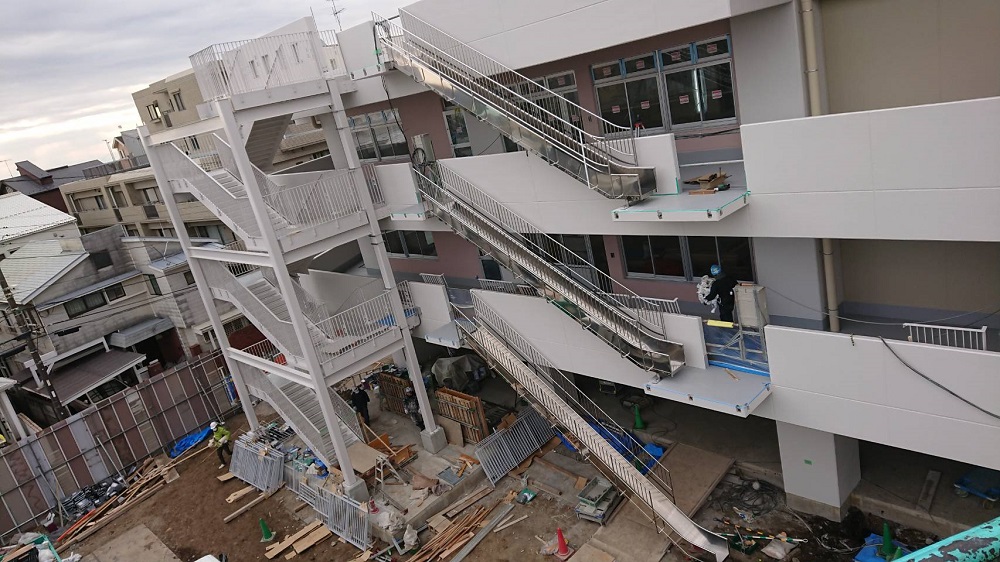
[2,160,103,195]
[0,192,77,244]
[0,239,87,304]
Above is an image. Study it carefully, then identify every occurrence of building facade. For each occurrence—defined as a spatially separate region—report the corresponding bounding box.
[140,1,1000,555]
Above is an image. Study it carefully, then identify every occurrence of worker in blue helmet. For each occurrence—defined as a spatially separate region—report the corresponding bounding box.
[706,264,738,322]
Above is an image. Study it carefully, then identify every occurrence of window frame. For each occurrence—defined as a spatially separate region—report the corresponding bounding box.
[383,231,438,259]
[349,110,408,163]
[661,59,738,130]
[183,271,196,286]
[146,274,163,296]
[65,291,109,319]
[171,91,186,111]
[146,103,162,122]
[104,283,126,302]
[620,235,755,282]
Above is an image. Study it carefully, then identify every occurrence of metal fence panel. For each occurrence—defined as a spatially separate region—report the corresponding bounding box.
[229,437,284,493]
[474,407,554,484]
[283,465,369,549]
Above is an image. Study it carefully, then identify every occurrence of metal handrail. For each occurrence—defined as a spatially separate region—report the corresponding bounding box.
[904,322,988,351]
[316,291,398,358]
[190,31,327,100]
[461,296,676,500]
[392,9,637,164]
[427,164,669,339]
[374,12,634,174]
[363,163,386,207]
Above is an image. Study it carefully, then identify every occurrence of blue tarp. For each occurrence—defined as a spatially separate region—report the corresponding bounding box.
[169,426,212,458]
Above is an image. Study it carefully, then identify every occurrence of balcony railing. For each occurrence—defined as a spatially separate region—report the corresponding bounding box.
[363,164,386,208]
[259,170,364,237]
[317,291,398,359]
[82,154,150,179]
[190,31,327,101]
[904,323,988,351]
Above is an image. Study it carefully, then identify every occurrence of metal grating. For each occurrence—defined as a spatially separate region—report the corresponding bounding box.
[283,465,370,549]
[474,407,555,484]
[229,436,284,493]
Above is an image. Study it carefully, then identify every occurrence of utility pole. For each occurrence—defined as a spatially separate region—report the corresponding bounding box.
[0,267,69,420]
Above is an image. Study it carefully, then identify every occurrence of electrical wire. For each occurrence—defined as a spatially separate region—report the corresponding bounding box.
[879,336,1000,420]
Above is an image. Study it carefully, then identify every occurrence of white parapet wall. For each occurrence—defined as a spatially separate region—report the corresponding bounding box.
[760,325,1000,471]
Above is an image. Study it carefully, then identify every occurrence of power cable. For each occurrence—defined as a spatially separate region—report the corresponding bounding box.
[878,336,1000,421]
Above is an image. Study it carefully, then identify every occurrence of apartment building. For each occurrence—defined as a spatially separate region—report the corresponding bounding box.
[0,225,240,429]
[140,1,999,556]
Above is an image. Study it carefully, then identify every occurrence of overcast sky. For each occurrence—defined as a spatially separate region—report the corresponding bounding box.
[0,0,413,177]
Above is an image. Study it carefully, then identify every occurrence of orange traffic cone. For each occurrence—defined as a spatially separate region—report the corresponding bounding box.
[554,528,574,560]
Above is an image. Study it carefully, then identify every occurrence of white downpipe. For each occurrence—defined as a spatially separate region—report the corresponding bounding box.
[801,0,840,332]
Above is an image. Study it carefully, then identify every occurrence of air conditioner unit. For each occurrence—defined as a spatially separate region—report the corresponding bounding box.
[734,284,768,328]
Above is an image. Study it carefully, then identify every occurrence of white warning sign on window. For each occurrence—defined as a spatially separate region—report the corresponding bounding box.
[640,100,651,110]
[603,67,612,76]
[611,105,621,114]
[670,51,681,62]
[678,95,689,105]
[635,60,645,70]
[712,90,723,100]
[707,43,718,54]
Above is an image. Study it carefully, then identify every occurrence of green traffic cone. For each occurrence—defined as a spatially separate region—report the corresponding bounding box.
[260,518,275,542]
[879,522,892,557]
[633,404,647,430]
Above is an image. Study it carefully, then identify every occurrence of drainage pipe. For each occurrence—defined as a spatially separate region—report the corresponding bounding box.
[800,0,840,332]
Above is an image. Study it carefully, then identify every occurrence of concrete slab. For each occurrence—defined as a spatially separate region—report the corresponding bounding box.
[80,524,180,562]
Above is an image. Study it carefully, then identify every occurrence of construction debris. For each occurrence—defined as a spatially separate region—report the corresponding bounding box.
[407,501,499,562]
[265,520,323,559]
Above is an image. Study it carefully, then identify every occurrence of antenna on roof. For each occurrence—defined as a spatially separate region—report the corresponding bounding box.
[0,160,13,178]
[327,0,345,31]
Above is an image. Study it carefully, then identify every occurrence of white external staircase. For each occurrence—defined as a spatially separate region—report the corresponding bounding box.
[460,294,730,561]
[374,11,657,200]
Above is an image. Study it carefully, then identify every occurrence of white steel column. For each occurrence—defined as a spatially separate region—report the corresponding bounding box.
[776,421,860,521]
[141,127,260,431]
[214,100,364,495]
[356,177,446,453]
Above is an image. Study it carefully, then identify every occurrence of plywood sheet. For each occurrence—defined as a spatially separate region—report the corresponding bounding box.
[435,415,464,446]
[346,442,385,475]
[660,442,734,516]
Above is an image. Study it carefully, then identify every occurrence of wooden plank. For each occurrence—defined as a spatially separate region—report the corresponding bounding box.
[493,514,528,533]
[444,486,492,518]
[660,443,734,516]
[428,513,453,534]
[529,479,562,497]
[917,470,942,512]
[293,525,332,554]
[223,493,266,523]
[217,472,237,482]
[347,442,385,475]
[534,457,585,481]
[265,520,323,559]
[434,415,464,447]
[226,484,256,503]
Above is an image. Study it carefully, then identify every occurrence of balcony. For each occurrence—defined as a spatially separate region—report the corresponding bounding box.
[741,96,1000,240]
[760,323,1000,473]
[81,154,150,180]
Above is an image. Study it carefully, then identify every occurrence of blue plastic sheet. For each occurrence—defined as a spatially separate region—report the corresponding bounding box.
[169,426,212,458]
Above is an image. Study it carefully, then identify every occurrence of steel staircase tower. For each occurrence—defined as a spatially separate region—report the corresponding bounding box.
[374,11,658,201]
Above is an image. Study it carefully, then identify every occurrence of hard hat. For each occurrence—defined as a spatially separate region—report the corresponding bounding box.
[210,421,218,430]
[710,264,722,276]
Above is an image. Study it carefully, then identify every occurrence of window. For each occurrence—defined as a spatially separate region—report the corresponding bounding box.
[185,136,200,151]
[171,91,185,111]
[146,103,162,122]
[349,110,408,162]
[515,71,581,131]
[443,106,473,157]
[311,149,330,160]
[146,275,162,296]
[65,291,107,319]
[188,224,232,243]
[591,36,736,132]
[70,194,107,212]
[104,283,126,301]
[620,235,754,281]
[124,226,140,237]
[138,187,161,204]
[90,251,113,269]
[110,187,128,208]
[383,231,437,258]
[183,271,196,286]
[150,226,175,238]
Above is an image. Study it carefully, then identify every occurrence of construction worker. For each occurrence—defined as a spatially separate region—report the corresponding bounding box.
[210,421,232,469]
[402,387,424,431]
[350,386,371,426]
[706,264,738,323]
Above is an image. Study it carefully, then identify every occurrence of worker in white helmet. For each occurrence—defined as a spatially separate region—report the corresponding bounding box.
[210,421,232,469]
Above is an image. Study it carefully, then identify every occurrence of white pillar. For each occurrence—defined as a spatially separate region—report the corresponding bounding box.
[776,421,860,520]
[1,391,27,441]
[140,127,259,431]
[215,100,365,496]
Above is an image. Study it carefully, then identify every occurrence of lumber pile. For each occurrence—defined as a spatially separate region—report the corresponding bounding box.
[408,502,496,562]
[57,446,209,550]
[265,520,323,559]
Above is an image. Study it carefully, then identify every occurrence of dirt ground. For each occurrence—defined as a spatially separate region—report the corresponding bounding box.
[71,414,361,562]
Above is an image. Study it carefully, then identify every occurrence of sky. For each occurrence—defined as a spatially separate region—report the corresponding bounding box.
[0,0,413,177]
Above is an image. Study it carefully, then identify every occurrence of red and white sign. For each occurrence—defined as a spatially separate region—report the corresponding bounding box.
[635,60,645,70]
[711,89,723,100]
[707,43,718,54]
[670,51,681,62]
[557,77,565,86]
[602,67,612,76]
[571,114,580,122]
[678,95,690,105]
[611,105,621,114]
[640,100,651,110]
